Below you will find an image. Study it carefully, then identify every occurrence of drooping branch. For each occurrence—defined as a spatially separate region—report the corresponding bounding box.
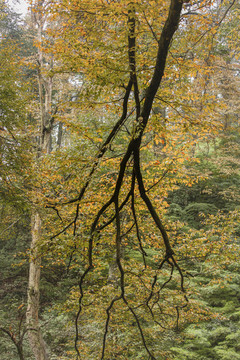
[72,0,185,357]
[122,296,157,360]
[131,171,148,267]
[99,170,135,231]
[133,145,174,256]
[100,295,122,360]
[66,79,133,206]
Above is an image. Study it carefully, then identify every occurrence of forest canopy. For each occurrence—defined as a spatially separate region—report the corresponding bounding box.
[0,0,240,359]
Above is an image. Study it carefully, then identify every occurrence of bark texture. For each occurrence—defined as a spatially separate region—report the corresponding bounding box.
[26,212,49,360]
[26,3,54,358]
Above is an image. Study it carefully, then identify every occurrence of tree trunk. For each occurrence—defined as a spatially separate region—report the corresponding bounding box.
[57,122,63,148]
[26,212,49,360]
[16,343,26,360]
[26,4,53,358]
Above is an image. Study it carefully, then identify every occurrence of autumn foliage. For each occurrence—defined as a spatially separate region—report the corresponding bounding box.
[0,0,240,359]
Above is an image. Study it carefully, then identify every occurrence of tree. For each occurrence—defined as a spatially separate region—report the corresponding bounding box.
[25,1,55,358]
[38,0,238,358]
[25,1,82,358]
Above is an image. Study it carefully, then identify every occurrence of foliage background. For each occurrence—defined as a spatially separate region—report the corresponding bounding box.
[0,0,239,359]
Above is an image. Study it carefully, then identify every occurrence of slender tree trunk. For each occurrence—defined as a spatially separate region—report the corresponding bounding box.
[26,3,53,359]
[17,346,25,360]
[26,212,49,360]
[57,122,63,148]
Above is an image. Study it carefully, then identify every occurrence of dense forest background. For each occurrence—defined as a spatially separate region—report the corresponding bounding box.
[0,0,239,359]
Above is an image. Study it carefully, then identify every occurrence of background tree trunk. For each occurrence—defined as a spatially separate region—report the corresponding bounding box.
[26,2,53,358]
[26,212,49,360]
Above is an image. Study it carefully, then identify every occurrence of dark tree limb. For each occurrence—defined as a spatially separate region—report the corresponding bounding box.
[133,145,174,256]
[67,79,133,206]
[71,0,186,357]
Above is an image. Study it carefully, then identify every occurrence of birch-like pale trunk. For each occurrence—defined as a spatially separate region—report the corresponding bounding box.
[26,212,49,360]
[26,2,53,359]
